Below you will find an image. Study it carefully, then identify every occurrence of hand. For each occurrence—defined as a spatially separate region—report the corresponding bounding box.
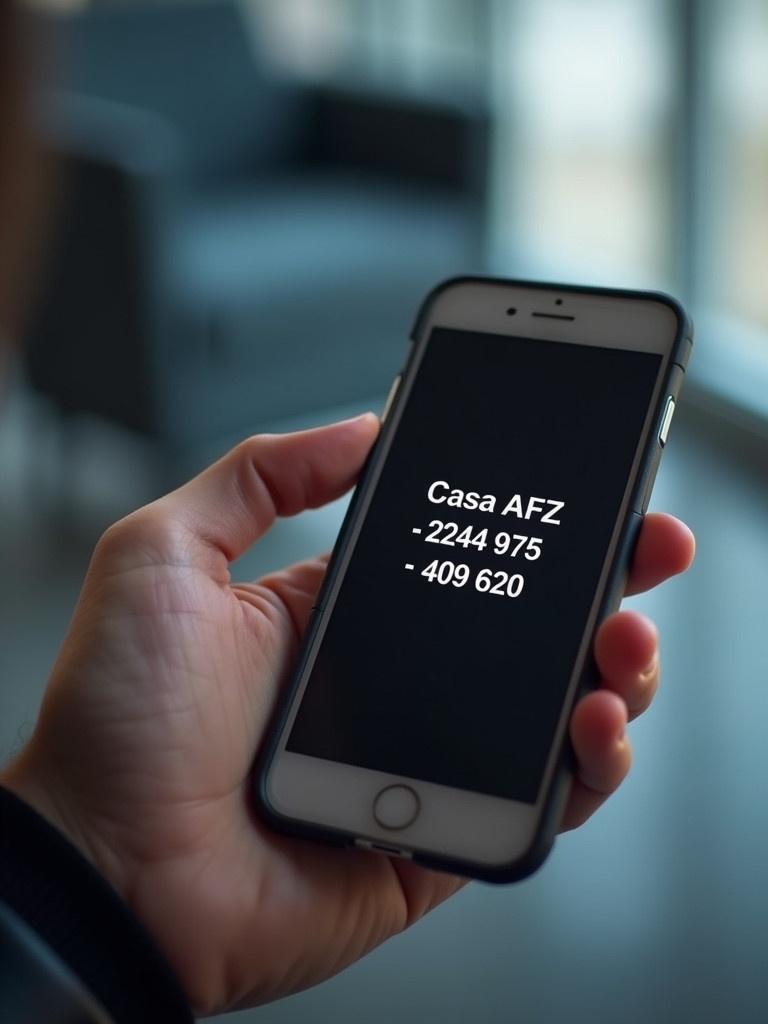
[1,414,694,1015]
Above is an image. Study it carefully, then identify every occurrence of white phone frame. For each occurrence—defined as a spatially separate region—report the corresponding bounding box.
[263,280,679,870]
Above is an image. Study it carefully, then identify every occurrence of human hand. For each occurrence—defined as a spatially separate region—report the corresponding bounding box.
[1,414,694,1015]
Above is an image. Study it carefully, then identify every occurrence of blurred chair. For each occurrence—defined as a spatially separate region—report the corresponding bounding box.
[24,0,488,479]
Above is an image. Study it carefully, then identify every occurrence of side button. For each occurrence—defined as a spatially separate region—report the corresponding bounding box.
[659,396,676,446]
[381,375,402,423]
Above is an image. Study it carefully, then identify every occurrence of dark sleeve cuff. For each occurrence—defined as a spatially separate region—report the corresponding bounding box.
[0,786,193,1023]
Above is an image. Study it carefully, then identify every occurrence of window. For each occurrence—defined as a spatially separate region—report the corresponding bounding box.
[699,0,767,333]
[488,0,675,288]
[29,0,768,417]
[690,0,768,416]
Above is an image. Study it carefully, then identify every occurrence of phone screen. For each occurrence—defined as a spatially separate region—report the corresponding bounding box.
[287,327,662,803]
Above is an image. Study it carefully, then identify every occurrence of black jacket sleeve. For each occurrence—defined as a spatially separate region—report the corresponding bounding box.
[0,786,193,1023]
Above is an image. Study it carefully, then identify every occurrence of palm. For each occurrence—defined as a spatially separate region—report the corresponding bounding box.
[38,533,452,1015]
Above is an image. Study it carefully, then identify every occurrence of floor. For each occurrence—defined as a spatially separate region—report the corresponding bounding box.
[1,380,767,1024]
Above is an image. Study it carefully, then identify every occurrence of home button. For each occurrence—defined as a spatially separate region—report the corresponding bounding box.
[373,784,420,830]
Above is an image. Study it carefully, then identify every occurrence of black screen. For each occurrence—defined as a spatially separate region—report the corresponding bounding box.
[288,328,661,803]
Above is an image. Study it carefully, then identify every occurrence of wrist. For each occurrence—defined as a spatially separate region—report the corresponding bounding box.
[1,747,128,904]
[0,785,193,1022]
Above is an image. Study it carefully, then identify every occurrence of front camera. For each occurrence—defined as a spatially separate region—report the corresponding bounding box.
[506,307,517,316]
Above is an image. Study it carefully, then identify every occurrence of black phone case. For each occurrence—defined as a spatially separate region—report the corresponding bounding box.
[255,276,693,884]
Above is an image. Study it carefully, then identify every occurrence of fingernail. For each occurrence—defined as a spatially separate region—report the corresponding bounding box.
[332,412,376,430]
[638,652,658,683]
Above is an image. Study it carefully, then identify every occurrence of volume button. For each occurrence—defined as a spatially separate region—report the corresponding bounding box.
[381,374,402,423]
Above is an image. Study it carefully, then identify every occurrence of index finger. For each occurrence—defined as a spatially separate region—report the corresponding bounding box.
[625,513,695,596]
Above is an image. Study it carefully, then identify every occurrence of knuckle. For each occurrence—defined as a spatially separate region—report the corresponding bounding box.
[94,505,184,566]
[94,516,137,559]
[231,434,274,506]
[232,433,310,518]
[234,433,268,462]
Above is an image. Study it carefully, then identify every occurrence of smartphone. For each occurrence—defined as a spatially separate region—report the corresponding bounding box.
[256,277,692,882]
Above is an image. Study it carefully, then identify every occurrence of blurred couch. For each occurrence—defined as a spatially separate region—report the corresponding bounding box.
[24,0,488,474]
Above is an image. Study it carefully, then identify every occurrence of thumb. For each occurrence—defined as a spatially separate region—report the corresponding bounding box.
[98,414,379,574]
[161,413,380,565]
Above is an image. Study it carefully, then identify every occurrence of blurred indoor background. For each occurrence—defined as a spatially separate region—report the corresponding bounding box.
[1,1,767,1022]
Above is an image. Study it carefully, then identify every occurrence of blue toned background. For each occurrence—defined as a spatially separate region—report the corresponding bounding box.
[2,2,767,1021]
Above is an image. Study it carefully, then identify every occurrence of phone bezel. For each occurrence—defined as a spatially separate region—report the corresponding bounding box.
[258,279,688,877]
